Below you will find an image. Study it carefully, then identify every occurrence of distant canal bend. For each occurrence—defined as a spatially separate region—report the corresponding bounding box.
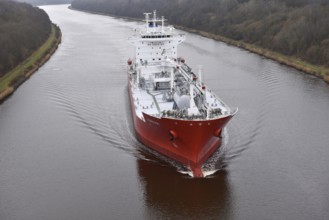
[0,5,328,220]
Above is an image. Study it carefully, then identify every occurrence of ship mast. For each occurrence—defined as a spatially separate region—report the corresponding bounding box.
[144,12,151,33]
[153,10,156,26]
[161,16,164,33]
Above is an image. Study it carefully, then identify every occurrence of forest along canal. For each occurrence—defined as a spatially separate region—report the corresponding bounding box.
[0,5,328,220]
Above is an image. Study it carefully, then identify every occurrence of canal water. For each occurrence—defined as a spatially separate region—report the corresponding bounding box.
[0,5,328,220]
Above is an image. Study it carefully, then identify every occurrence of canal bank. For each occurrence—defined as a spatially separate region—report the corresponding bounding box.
[69,6,329,84]
[176,25,329,83]
[0,23,62,103]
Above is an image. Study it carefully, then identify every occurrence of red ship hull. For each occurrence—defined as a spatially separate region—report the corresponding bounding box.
[128,84,233,177]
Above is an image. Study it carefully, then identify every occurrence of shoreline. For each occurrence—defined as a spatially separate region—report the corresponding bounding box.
[70,6,329,84]
[177,26,329,83]
[0,23,62,103]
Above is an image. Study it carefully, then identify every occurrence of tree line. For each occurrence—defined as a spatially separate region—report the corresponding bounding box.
[0,0,51,77]
[71,0,329,68]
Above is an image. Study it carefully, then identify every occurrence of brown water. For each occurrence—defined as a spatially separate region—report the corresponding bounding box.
[0,5,328,220]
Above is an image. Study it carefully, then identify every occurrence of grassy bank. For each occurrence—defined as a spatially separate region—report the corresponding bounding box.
[177,26,329,83]
[0,23,62,103]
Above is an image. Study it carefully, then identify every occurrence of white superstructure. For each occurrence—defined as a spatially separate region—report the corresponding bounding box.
[129,10,185,63]
[127,11,236,121]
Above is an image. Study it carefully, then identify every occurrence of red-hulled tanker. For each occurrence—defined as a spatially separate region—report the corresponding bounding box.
[127,11,237,177]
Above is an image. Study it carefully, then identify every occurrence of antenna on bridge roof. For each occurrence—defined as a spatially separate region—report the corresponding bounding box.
[144,12,151,32]
[153,10,157,21]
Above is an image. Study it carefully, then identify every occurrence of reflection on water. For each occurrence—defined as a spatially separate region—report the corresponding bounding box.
[137,152,232,219]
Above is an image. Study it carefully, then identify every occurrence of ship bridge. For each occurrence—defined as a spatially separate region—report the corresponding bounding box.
[128,10,185,64]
